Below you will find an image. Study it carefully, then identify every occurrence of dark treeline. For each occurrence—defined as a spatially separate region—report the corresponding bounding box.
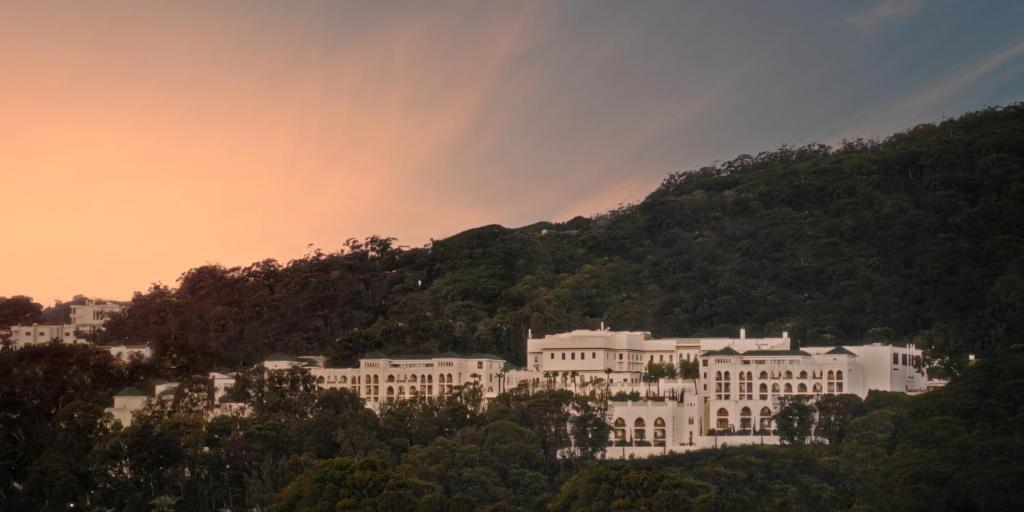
[66,104,1024,376]
[2,342,1022,511]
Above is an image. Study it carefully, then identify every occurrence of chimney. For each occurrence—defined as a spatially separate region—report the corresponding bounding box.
[782,331,789,339]
[740,328,746,340]
[527,328,533,340]
[600,321,606,331]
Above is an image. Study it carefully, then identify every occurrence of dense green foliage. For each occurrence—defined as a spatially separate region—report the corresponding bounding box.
[81,104,1024,375]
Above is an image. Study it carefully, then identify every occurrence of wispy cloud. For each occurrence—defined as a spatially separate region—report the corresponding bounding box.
[834,38,1024,141]
[846,0,928,30]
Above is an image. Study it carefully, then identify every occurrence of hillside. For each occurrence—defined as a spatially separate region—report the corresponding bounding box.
[98,104,1024,374]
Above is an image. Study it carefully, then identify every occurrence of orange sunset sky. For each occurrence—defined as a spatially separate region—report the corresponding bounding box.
[2,1,1023,306]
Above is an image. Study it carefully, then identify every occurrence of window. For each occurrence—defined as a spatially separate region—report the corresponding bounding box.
[562,353,566,360]
[798,383,807,393]
[619,353,624,360]
[740,407,752,430]
[799,371,808,379]
[613,418,626,440]
[902,354,908,365]
[634,418,647,441]
[659,355,664,362]
[571,353,575,360]
[580,352,585,360]
[784,383,793,394]
[654,418,666,443]
[759,407,772,430]
[716,408,729,430]
[592,352,597,359]
[477,361,483,369]
[893,353,899,365]
[759,371,768,380]
[551,353,555,359]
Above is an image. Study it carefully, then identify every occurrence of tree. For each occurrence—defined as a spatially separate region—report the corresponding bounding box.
[814,394,865,444]
[773,395,815,445]
[0,295,43,331]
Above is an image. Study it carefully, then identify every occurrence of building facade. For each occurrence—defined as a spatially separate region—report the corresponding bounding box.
[9,300,127,348]
[235,329,933,458]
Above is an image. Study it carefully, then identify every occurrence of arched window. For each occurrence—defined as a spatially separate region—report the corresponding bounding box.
[836,370,844,380]
[799,371,808,379]
[633,418,647,441]
[427,375,433,383]
[653,417,666,444]
[339,376,347,384]
[813,383,823,393]
[746,371,753,380]
[759,371,768,380]
[716,408,730,430]
[410,374,417,383]
[373,375,379,384]
[613,418,626,440]
[759,407,773,431]
[784,383,793,394]
[387,375,395,382]
[386,386,394,396]
[447,373,454,383]
[759,383,768,400]
[784,370,793,379]
[798,383,807,393]
[740,407,752,430]
[827,370,835,380]
[398,386,405,397]
[715,371,722,380]
[772,383,780,394]
[724,371,731,380]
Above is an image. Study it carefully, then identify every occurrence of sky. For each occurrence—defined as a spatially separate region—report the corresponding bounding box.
[1,0,1023,306]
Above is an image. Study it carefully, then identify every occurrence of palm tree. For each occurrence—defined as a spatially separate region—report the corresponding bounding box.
[496,369,506,394]
[570,371,579,394]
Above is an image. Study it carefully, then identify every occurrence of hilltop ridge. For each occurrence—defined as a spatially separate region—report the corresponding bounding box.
[93,104,1024,375]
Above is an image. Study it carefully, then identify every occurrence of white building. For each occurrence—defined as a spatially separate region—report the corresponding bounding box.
[70,302,126,329]
[104,381,179,427]
[9,300,127,348]
[517,328,932,459]
[101,344,152,362]
[258,352,507,412]
[234,329,936,458]
[105,386,149,427]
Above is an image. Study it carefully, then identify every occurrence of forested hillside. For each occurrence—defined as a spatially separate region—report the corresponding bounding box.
[92,104,1024,375]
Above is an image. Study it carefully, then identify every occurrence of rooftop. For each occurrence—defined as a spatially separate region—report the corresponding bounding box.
[115,386,147,397]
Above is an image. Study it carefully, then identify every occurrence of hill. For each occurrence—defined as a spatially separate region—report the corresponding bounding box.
[98,104,1024,375]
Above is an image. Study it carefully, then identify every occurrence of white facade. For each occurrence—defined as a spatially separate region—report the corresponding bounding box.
[102,344,152,362]
[209,329,936,459]
[262,352,507,412]
[70,302,126,328]
[519,329,931,459]
[8,324,74,347]
[9,300,127,348]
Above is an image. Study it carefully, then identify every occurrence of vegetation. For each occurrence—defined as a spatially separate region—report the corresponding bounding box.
[77,103,1024,376]
[2,105,1023,510]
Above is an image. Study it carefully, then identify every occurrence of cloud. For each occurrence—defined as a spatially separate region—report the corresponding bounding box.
[846,0,928,30]
[833,38,1024,141]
